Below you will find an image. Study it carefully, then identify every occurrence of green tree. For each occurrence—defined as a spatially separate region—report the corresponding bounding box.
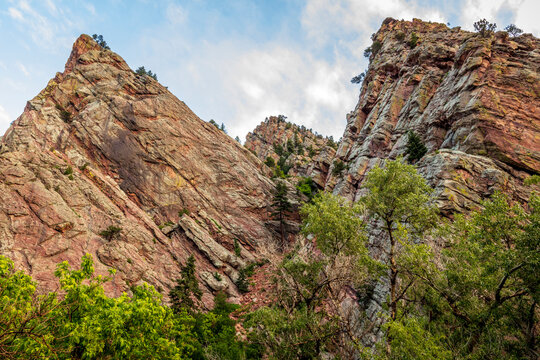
[474,19,497,37]
[92,34,110,49]
[351,72,366,84]
[265,156,275,168]
[405,130,427,163]
[170,255,203,313]
[248,192,376,358]
[135,66,158,80]
[361,158,438,354]
[272,181,292,246]
[405,192,540,359]
[505,24,523,37]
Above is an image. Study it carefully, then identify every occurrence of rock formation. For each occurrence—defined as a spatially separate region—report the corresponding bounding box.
[245,115,337,188]
[327,18,539,215]
[0,35,280,304]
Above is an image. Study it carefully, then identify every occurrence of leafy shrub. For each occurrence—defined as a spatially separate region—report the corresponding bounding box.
[332,160,346,176]
[396,31,406,41]
[135,66,157,81]
[504,24,522,37]
[364,40,382,58]
[405,131,427,163]
[234,239,242,257]
[213,272,222,281]
[296,177,317,200]
[63,166,73,176]
[99,225,122,240]
[474,19,497,37]
[408,32,419,48]
[178,208,190,217]
[55,104,72,123]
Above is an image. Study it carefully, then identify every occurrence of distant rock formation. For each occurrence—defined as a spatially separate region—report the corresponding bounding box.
[245,115,337,188]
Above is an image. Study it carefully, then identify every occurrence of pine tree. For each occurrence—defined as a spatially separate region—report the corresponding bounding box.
[272,181,291,246]
[169,255,202,312]
[405,131,427,163]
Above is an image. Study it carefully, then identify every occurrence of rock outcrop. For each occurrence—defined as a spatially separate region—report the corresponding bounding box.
[245,116,337,188]
[0,35,279,304]
[328,18,539,214]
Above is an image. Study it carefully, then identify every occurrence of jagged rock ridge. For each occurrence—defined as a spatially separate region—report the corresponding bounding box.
[245,115,337,188]
[0,35,280,304]
[328,18,539,214]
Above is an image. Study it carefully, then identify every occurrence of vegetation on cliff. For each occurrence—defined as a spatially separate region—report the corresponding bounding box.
[2,159,537,359]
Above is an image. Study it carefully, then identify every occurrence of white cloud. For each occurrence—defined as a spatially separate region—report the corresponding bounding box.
[0,105,12,136]
[166,3,187,25]
[17,63,30,77]
[514,0,540,35]
[8,7,24,20]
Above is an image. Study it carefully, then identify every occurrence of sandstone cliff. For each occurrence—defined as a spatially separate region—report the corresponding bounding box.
[0,35,279,304]
[328,18,539,215]
[245,115,337,188]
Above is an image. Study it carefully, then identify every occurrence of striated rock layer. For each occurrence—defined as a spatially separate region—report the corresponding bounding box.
[328,18,539,214]
[245,115,337,188]
[0,35,278,304]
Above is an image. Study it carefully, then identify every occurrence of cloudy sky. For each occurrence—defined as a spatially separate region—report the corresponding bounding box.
[1,0,538,140]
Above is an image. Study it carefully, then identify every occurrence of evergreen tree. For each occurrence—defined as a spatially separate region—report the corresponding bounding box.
[405,130,427,163]
[169,255,202,313]
[272,181,292,246]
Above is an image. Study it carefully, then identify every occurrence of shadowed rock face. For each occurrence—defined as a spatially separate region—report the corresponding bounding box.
[0,34,277,304]
[328,18,539,214]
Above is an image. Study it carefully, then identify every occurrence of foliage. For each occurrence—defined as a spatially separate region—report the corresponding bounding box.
[474,19,497,37]
[234,239,242,257]
[505,24,523,37]
[405,130,427,163]
[0,254,195,359]
[351,72,366,84]
[248,192,377,358]
[99,225,122,241]
[55,104,72,123]
[135,66,158,80]
[92,34,110,50]
[332,160,346,176]
[361,158,438,330]
[408,32,419,48]
[364,40,382,58]
[63,165,73,176]
[296,177,318,201]
[396,31,406,41]
[170,255,202,313]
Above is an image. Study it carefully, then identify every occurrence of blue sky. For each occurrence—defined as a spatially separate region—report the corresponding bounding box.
[1,0,538,140]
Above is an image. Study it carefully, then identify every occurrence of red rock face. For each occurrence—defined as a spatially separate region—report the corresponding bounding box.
[0,34,278,304]
[328,19,539,213]
[245,116,337,188]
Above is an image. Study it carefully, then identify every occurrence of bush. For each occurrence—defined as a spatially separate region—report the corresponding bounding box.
[405,131,427,163]
[63,166,73,176]
[234,239,242,257]
[396,31,405,41]
[504,24,523,37]
[408,32,419,48]
[55,104,72,123]
[99,225,122,241]
[135,66,157,81]
[296,177,317,200]
[264,156,275,167]
[332,160,346,176]
[364,40,382,58]
[474,19,497,37]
